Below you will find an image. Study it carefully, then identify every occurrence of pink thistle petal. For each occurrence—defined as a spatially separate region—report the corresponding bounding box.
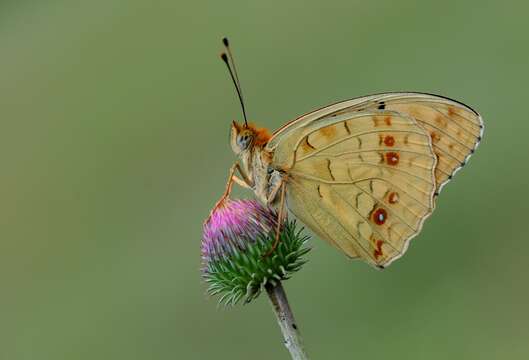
[201,199,280,270]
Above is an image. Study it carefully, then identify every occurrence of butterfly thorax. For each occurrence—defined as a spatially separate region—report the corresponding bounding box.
[239,145,279,204]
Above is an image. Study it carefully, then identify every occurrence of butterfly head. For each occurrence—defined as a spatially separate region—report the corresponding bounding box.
[230,121,271,154]
[231,121,254,153]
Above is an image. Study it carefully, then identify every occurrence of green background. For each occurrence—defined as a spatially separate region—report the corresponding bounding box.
[1,1,528,359]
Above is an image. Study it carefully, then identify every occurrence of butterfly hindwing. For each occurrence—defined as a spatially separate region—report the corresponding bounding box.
[275,111,437,267]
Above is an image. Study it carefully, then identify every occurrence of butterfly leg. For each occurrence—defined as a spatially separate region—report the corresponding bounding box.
[231,175,251,189]
[264,181,286,257]
[222,162,253,198]
[206,163,253,224]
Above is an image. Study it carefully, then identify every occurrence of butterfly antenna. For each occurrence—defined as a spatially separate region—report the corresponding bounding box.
[220,38,248,127]
[222,37,243,98]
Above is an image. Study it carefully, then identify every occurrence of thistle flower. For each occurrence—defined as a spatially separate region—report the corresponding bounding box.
[201,199,310,306]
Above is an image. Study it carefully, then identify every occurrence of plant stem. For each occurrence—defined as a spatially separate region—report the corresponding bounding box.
[265,282,309,360]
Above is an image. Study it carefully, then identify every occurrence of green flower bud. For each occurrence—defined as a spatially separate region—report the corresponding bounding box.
[201,199,310,306]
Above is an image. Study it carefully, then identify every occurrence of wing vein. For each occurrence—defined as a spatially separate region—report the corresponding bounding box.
[301,147,433,162]
[327,185,403,257]
[296,129,428,162]
[289,179,375,260]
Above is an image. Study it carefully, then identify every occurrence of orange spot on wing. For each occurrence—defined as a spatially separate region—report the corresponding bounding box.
[374,239,384,260]
[431,131,441,143]
[385,152,399,166]
[372,208,387,225]
[384,135,395,147]
[448,106,457,116]
[388,192,399,204]
[435,115,447,127]
[319,125,337,139]
[384,116,392,126]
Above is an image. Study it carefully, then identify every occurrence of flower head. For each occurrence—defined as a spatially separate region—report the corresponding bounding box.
[201,199,310,305]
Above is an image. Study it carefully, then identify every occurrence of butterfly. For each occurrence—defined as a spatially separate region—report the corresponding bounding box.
[213,38,483,268]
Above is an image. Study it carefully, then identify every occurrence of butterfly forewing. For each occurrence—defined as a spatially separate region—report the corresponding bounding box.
[381,99,482,192]
[268,92,483,194]
[274,111,437,267]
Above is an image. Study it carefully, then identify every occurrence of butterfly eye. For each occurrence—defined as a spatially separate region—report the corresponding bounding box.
[237,132,253,150]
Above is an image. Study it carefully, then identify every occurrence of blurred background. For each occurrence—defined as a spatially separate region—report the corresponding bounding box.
[1,0,528,359]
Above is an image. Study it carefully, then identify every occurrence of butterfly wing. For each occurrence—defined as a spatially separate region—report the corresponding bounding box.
[268,92,483,194]
[270,111,437,267]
